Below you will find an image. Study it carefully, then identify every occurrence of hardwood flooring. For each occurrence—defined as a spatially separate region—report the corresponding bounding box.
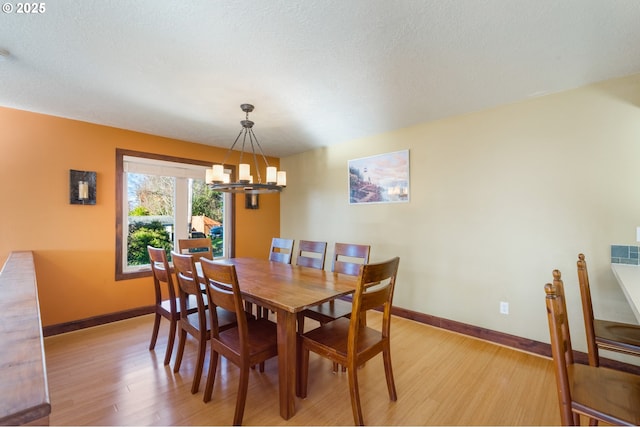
[43,312,561,425]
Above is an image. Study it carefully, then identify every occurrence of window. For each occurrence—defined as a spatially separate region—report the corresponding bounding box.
[115,149,235,280]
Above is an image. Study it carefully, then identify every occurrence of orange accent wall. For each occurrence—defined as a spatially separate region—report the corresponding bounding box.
[0,106,280,326]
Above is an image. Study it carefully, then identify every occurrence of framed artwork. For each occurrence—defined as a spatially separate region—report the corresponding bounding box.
[70,169,96,205]
[348,149,410,204]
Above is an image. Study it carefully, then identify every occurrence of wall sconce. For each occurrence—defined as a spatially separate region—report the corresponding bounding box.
[245,193,259,210]
[70,169,96,205]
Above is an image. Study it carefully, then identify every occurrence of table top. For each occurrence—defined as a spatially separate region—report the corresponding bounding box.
[200,257,359,314]
[610,263,640,323]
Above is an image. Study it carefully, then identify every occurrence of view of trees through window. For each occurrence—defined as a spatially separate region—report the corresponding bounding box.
[127,174,224,265]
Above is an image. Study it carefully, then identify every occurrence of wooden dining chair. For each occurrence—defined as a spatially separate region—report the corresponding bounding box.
[147,245,184,366]
[258,237,296,319]
[268,237,294,264]
[171,252,237,394]
[200,257,279,426]
[299,243,370,332]
[576,253,640,366]
[177,237,213,263]
[545,270,640,426]
[294,240,328,334]
[299,243,371,371]
[295,240,328,270]
[298,256,400,426]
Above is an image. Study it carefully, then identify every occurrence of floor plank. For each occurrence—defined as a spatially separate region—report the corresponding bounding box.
[44,312,561,425]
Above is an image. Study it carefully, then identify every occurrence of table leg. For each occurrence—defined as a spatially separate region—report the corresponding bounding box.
[276,309,297,420]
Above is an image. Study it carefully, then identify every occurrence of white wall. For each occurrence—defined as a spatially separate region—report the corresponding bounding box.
[281,73,640,361]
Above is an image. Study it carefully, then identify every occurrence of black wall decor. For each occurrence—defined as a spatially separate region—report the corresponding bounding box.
[70,169,96,205]
[245,193,259,209]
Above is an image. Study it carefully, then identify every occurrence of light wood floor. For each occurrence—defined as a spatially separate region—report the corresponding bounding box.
[43,312,562,425]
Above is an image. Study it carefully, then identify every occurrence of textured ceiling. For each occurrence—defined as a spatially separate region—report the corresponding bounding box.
[1,0,640,157]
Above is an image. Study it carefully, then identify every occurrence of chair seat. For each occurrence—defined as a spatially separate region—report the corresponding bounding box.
[217,318,278,359]
[302,317,384,360]
[182,307,238,333]
[570,363,640,425]
[594,318,640,353]
[159,295,202,317]
[158,299,180,318]
[302,299,353,324]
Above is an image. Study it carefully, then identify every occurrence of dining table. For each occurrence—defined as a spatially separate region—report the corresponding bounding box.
[196,257,358,420]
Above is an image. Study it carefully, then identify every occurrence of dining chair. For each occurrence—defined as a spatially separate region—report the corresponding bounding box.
[544,269,640,426]
[299,243,371,372]
[294,240,328,335]
[200,257,279,426]
[177,237,214,263]
[147,245,185,366]
[295,240,328,270]
[298,256,400,426]
[576,253,640,366]
[171,252,237,394]
[299,243,370,332]
[258,237,296,319]
[268,237,294,264]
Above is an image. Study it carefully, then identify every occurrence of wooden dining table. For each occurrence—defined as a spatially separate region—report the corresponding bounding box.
[197,257,358,420]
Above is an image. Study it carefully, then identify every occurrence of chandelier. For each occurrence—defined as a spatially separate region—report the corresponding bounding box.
[206,104,286,194]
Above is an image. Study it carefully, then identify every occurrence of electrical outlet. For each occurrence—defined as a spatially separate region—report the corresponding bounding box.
[500,301,509,315]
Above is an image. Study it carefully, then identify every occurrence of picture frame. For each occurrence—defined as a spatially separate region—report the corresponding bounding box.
[348,149,409,205]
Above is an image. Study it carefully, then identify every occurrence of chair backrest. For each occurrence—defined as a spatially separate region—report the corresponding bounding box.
[348,257,400,351]
[171,252,207,330]
[177,238,213,263]
[576,253,600,366]
[332,243,371,276]
[269,238,294,264]
[147,245,178,308]
[296,240,327,270]
[545,270,579,426]
[200,258,249,345]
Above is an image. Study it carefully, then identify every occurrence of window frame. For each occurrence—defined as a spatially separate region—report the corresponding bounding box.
[115,148,236,280]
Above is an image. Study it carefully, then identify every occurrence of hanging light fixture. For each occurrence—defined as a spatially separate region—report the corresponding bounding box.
[206,104,286,194]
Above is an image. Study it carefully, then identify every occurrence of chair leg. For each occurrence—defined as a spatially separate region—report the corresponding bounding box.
[164,318,178,366]
[297,312,305,335]
[173,328,187,373]
[347,363,364,426]
[382,344,397,401]
[149,313,161,350]
[191,334,207,394]
[203,351,219,403]
[559,401,576,425]
[572,413,581,426]
[233,362,251,426]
